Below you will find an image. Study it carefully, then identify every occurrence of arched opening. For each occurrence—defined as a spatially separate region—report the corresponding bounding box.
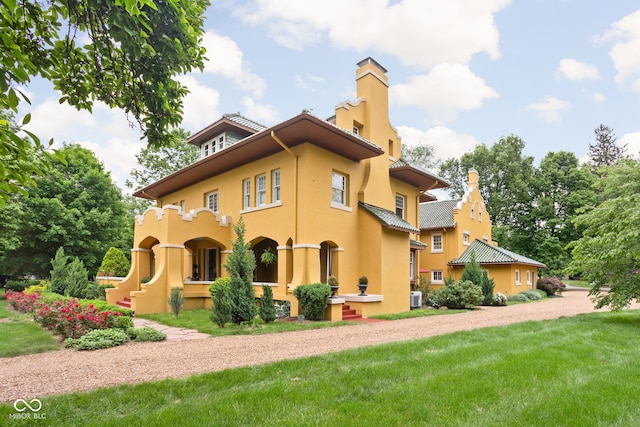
[138,236,160,280]
[184,237,225,282]
[252,237,278,283]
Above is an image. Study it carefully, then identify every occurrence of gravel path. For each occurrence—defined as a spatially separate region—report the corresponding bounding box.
[1,289,635,403]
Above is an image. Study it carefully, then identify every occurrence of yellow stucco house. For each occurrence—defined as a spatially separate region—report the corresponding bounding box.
[419,169,546,295]
[106,57,450,319]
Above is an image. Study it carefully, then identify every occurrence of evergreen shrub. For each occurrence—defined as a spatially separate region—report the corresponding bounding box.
[209,277,233,327]
[259,285,277,323]
[292,283,331,320]
[432,280,483,309]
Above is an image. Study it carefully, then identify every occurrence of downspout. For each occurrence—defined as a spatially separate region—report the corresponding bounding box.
[270,131,298,242]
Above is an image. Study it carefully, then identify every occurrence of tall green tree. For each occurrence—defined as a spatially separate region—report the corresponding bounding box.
[438,135,536,253]
[529,152,596,275]
[126,128,198,214]
[224,217,257,324]
[566,159,640,310]
[0,0,208,203]
[0,144,129,277]
[588,124,627,174]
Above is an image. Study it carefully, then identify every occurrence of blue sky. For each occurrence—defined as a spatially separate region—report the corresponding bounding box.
[22,0,640,190]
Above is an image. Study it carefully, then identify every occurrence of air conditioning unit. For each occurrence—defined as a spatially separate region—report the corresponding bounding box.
[410,291,422,309]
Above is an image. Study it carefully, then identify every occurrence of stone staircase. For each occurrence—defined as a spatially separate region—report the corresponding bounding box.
[341,304,362,321]
[116,296,131,309]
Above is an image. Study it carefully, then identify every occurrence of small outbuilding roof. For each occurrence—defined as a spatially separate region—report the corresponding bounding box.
[448,239,546,268]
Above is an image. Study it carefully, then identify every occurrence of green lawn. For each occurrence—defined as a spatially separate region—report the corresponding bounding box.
[3,310,640,426]
[0,296,61,357]
[564,279,591,288]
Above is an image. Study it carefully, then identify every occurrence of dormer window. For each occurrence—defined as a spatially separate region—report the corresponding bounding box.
[201,133,228,158]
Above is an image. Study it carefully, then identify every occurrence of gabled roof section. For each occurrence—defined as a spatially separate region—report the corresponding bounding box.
[359,202,420,234]
[187,113,267,147]
[419,199,460,230]
[389,158,449,192]
[448,239,546,268]
[134,112,384,200]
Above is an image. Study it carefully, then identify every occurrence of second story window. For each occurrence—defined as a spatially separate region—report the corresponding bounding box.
[202,142,210,158]
[272,169,281,203]
[243,179,251,209]
[332,171,347,205]
[395,194,406,219]
[217,135,224,152]
[206,190,219,213]
[256,174,266,206]
[431,233,443,253]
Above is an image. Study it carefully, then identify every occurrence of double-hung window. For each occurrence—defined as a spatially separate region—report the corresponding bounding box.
[256,174,267,206]
[332,172,347,205]
[242,179,251,209]
[272,169,281,203]
[395,194,406,219]
[432,270,444,284]
[206,190,219,213]
[431,233,443,253]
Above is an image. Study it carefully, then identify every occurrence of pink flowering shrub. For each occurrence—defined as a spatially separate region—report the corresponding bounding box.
[6,291,128,339]
[5,290,41,313]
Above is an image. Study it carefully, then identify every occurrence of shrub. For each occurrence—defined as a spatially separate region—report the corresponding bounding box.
[64,257,91,298]
[98,247,130,277]
[480,270,495,306]
[128,327,167,342]
[6,280,39,292]
[259,285,277,323]
[507,293,529,302]
[24,283,48,295]
[432,280,483,309]
[293,283,331,320]
[536,276,566,296]
[209,277,233,328]
[520,290,542,301]
[65,328,130,351]
[5,291,40,313]
[492,292,507,306]
[33,299,126,339]
[98,284,116,299]
[50,247,70,295]
[461,251,483,287]
[168,287,185,318]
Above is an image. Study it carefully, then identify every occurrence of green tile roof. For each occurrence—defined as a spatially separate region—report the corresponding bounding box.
[419,199,460,229]
[448,239,546,268]
[359,202,420,234]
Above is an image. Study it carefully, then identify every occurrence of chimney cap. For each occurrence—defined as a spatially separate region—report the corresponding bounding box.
[357,57,388,74]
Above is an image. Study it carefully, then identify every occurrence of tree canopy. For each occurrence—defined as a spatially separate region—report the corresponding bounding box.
[588,124,627,174]
[0,144,129,277]
[567,159,640,310]
[0,0,208,203]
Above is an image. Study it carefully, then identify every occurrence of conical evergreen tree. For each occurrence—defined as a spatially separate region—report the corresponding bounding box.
[225,217,257,324]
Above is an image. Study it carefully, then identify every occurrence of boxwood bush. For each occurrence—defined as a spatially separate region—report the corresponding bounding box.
[292,283,331,320]
[432,280,483,309]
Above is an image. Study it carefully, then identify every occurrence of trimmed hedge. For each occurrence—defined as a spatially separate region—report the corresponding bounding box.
[293,283,331,320]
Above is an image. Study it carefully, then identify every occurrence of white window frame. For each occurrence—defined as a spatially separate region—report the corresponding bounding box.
[243,178,251,209]
[206,190,219,213]
[409,251,415,280]
[332,171,347,206]
[432,270,444,284]
[463,232,470,245]
[217,135,225,152]
[515,269,521,285]
[395,194,406,219]
[202,142,210,158]
[431,233,443,253]
[526,270,531,285]
[256,174,267,206]
[272,169,281,203]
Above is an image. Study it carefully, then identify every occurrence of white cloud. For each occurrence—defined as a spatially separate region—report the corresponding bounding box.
[598,8,640,92]
[294,74,327,93]
[397,125,480,160]
[391,63,498,124]
[24,98,96,143]
[77,138,145,189]
[176,75,221,131]
[238,0,511,68]
[620,131,640,159]
[592,92,606,103]
[556,58,600,80]
[201,31,266,97]
[528,96,571,124]
[240,97,280,125]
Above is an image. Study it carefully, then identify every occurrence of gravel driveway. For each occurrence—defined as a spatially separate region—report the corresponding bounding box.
[1,289,635,403]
